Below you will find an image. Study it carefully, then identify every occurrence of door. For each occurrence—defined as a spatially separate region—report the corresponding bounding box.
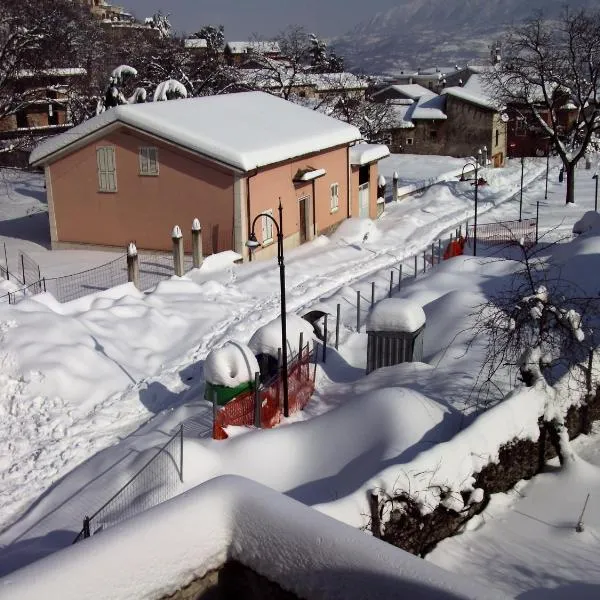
[298,197,307,243]
[358,183,370,218]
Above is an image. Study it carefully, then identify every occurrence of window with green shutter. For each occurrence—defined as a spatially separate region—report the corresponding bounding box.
[139,147,159,176]
[96,146,117,192]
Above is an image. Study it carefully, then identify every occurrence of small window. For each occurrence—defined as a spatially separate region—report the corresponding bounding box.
[261,209,274,244]
[330,182,339,212]
[96,146,117,192]
[139,147,159,176]
[406,137,414,146]
[429,129,437,140]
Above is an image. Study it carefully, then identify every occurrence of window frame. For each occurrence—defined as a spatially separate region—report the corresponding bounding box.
[330,182,340,213]
[96,146,117,193]
[405,137,414,146]
[138,146,159,176]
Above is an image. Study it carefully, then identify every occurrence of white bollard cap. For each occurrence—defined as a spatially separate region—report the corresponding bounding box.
[127,242,137,257]
[192,218,201,231]
[172,225,183,239]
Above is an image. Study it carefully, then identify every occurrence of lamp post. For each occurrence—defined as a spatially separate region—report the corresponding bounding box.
[519,154,525,221]
[247,200,289,417]
[593,173,599,212]
[461,152,481,256]
[482,145,488,167]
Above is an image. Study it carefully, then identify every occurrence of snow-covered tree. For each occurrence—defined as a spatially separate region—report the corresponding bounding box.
[96,65,146,113]
[192,25,225,56]
[147,12,172,39]
[153,79,187,101]
[487,8,600,204]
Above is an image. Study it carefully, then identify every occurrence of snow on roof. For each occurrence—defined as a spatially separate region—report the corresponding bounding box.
[374,83,433,100]
[184,38,207,49]
[15,67,87,78]
[248,313,315,359]
[411,93,447,120]
[442,75,499,111]
[366,298,426,332]
[349,143,390,166]
[204,341,259,387]
[1,476,502,600]
[388,102,416,129]
[30,92,362,171]
[226,41,281,54]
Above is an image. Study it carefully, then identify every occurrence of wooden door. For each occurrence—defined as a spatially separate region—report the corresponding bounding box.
[298,197,307,243]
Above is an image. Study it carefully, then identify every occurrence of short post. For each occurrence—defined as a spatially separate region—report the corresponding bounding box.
[322,314,328,363]
[335,303,340,350]
[393,171,398,202]
[535,201,540,243]
[388,271,393,297]
[356,290,361,332]
[371,281,375,305]
[83,516,91,539]
[414,255,417,278]
[397,264,402,290]
[369,492,381,539]
[126,242,140,289]
[438,238,442,261]
[299,332,304,360]
[212,388,218,439]
[42,277,46,292]
[423,251,426,273]
[179,424,184,482]
[172,225,184,277]
[431,243,435,265]
[594,173,599,212]
[4,242,8,280]
[253,371,261,428]
[191,218,203,269]
[21,253,25,285]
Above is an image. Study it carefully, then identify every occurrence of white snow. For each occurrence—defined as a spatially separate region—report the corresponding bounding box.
[248,313,315,358]
[110,65,137,84]
[203,341,259,387]
[30,92,362,172]
[153,79,188,102]
[349,143,390,166]
[366,297,426,332]
[572,210,600,235]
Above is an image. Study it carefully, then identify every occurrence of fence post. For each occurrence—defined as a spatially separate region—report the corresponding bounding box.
[335,303,340,350]
[356,290,361,332]
[369,493,381,539]
[322,314,328,363]
[438,239,442,262]
[254,371,261,428]
[431,243,435,265]
[423,251,426,273]
[21,253,25,285]
[393,171,398,202]
[371,281,375,305]
[388,271,393,297]
[191,218,203,269]
[397,264,402,291]
[172,225,184,277]
[126,242,140,289]
[212,389,218,440]
[42,278,46,292]
[277,348,282,411]
[536,201,539,243]
[179,424,184,482]
[83,516,91,539]
[414,255,417,278]
[299,332,304,366]
[4,242,8,281]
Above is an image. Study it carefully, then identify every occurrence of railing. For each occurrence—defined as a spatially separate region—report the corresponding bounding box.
[467,218,538,247]
[213,344,315,440]
[73,425,184,544]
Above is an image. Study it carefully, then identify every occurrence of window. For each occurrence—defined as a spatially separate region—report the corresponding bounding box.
[515,118,526,136]
[429,129,437,140]
[330,182,339,212]
[261,209,274,244]
[406,137,414,146]
[96,146,117,192]
[139,147,159,176]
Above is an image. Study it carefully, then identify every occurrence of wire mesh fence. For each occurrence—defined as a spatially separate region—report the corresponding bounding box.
[18,250,41,286]
[467,218,538,247]
[73,425,184,544]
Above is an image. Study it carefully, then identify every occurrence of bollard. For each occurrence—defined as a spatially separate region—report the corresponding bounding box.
[371,281,375,305]
[356,290,361,332]
[393,171,398,202]
[126,242,140,289]
[191,218,203,269]
[414,255,417,278]
[335,303,340,350]
[389,271,393,297]
[172,225,184,277]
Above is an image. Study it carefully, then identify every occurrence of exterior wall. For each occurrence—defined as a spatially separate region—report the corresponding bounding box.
[350,163,379,219]
[388,120,447,155]
[490,113,507,167]
[247,145,350,259]
[47,126,235,254]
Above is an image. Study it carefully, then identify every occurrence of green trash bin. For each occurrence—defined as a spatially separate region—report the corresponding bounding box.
[204,380,254,406]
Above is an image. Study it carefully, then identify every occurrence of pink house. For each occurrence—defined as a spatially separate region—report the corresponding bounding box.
[29,92,389,260]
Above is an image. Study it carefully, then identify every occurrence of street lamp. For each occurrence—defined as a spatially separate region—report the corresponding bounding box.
[247,200,289,417]
[461,150,482,256]
[593,172,599,212]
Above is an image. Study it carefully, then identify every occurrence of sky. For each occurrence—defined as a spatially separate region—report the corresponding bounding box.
[121,0,394,39]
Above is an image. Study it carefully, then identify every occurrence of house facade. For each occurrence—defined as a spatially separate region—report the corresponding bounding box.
[30,92,388,260]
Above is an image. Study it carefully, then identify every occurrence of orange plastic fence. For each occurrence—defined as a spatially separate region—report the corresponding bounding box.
[213,345,315,440]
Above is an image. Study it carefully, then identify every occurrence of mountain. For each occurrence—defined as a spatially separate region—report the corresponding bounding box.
[332,0,596,75]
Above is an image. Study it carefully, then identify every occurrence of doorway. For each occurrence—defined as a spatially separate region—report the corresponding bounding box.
[298,196,308,243]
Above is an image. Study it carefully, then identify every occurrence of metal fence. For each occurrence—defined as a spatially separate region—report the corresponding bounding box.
[467,218,538,247]
[18,250,41,286]
[73,425,184,543]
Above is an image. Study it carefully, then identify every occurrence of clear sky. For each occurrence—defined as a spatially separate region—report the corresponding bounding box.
[122,0,392,39]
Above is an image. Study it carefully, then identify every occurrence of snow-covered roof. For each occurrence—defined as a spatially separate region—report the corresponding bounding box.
[442,74,499,111]
[411,93,447,120]
[374,83,436,100]
[226,41,281,54]
[15,67,87,79]
[30,92,362,171]
[366,298,426,332]
[349,143,390,166]
[2,476,501,600]
[389,102,416,129]
[184,38,207,49]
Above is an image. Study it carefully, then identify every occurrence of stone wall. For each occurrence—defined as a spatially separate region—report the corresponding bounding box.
[376,390,600,557]
[161,560,302,600]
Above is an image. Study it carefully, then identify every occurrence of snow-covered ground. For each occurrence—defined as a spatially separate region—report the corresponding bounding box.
[1,156,600,597]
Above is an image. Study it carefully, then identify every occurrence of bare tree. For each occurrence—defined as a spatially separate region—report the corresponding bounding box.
[487,9,600,204]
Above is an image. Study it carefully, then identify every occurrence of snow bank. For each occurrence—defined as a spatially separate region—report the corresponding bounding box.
[329,217,380,245]
[204,342,259,387]
[366,298,426,332]
[0,476,503,600]
[197,250,242,273]
[248,313,315,358]
[572,210,600,236]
